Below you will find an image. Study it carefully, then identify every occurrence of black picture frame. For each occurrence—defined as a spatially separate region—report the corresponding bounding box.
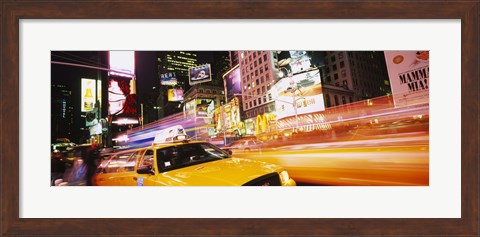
[1,1,478,236]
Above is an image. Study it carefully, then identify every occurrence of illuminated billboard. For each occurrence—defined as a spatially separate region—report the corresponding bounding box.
[223,65,241,101]
[109,51,135,78]
[384,51,429,107]
[167,88,184,102]
[81,78,96,112]
[108,78,137,119]
[160,72,178,86]
[214,97,241,133]
[276,51,312,75]
[184,98,215,118]
[188,64,212,85]
[270,69,324,120]
[289,51,313,74]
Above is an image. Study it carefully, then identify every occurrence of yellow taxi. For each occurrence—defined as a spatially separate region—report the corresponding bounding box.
[92,126,296,186]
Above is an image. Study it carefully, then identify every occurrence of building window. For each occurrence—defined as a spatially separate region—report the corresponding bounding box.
[249,101,252,108]
[330,55,336,62]
[262,86,265,93]
[338,52,344,59]
[260,76,264,83]
[254,61,257,67]
[257,88,260,94]
[341,70,347,78]
[264,55,267,61]
[258,98,261,105]
[334,73,338,80]
[340,61,345,68]
[349,97,353,103]
[265,65,268,71]
[259,67,263,74]
[268,94,272,101]
[259,57,262,64]
[343,80,348,88]
[326,76,331,83]
[325,94,331,107]
[342,96,346,104]
[255,70,258,76]
[253,100,257,106]
[333,64,337,71]
[199,89,204,93]
[334,95,339,105]
[263,95,267,103]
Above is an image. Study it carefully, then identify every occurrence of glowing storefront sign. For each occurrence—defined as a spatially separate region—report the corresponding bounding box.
[81,78,96,112]
[255,113,276,135]
[214,97,242,135]
[184,99,215,118]
[270,69,325,120]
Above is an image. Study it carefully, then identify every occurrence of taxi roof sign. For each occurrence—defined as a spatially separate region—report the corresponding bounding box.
[153,125,189,145]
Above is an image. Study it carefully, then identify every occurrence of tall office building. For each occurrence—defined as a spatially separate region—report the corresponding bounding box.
[157,51,198,82]
[322,51,391,108]
[51,84,74,142]
[229,51,240,68]
[238,51,277,120]
[156,51,199,117]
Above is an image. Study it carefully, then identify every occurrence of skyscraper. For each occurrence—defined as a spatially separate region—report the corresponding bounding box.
[51,84,74,142]
[156,51,199,117]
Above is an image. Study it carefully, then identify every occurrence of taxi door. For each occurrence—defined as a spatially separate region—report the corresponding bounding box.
[134,149,159,186]
[116,149,145,186]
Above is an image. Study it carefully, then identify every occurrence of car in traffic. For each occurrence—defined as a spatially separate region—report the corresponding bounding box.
[224,138,264,153]
[92,126,296,186]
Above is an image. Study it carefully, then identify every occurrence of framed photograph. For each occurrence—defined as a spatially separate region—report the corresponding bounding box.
[2,1,478,236]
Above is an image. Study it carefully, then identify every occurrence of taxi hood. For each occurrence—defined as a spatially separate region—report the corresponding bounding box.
[158,158,282,186]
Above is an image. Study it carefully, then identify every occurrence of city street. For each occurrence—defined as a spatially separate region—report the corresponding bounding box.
[232,133,428,186]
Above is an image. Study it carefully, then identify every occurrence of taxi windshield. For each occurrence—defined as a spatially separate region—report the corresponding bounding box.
[156,142,230,172]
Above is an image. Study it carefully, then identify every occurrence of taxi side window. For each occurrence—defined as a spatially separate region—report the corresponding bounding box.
[124,150,142,172]
[139,149,155,172]
[103,151,135,173]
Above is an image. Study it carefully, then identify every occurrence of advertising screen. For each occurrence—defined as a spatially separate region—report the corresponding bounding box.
[108,77,137,117]
[384,51,429,107]
[160,72,178,86]
[276,51,313,75]
[81,78,96,112]
[167,88,184,102]
[184,100,196,118]
[195,98,215,118]
[109,51,135,78]
[223,65,241,101]
[188,64,212,85]
[289,51,312,74]
[270,69,324,120]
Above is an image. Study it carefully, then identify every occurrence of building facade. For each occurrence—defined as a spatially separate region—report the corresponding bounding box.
[51,84,74,143]
[238,51,277,120]
[322,51,391,108]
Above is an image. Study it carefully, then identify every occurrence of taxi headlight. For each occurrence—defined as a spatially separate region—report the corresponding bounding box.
[280,170,290,183]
